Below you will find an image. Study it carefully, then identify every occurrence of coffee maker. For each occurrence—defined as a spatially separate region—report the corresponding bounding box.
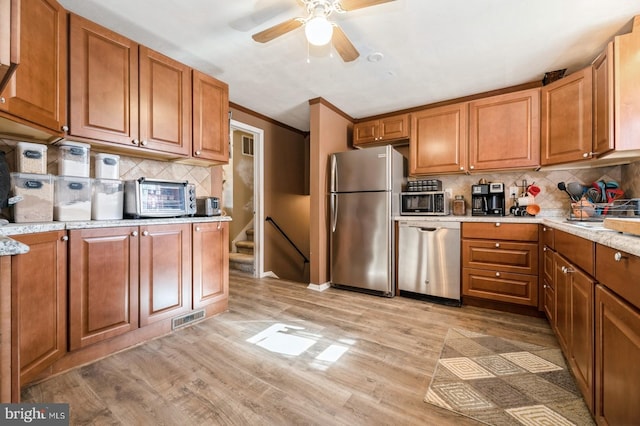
[471,182,506,216]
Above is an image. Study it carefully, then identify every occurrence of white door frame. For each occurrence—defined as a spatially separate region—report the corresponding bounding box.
[230,119,264,278]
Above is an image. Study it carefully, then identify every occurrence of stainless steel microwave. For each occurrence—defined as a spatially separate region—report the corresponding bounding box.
[124,178,196,218]
[400,191,450,215]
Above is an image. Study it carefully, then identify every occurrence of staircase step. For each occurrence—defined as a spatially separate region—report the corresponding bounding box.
[235,240,254,255]
[229,252,254,273]
[246,228,254,242]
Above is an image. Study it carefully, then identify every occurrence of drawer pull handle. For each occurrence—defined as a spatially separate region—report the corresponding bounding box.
[61,235,68,242]
[562,266,575,274]
[614,252,627,262]
[131,231,138,237]
[495,272,501,277]
[495,222,501,227]
[142,231,149,236]
[495,243,500,248]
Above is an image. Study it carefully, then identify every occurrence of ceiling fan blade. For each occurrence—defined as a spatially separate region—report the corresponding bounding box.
[252,18,303,43]
[339,0,395,12]
[332,25,359,62]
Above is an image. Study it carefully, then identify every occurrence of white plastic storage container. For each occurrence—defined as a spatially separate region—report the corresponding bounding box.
[10,173,54,223]
[92,179,124,220]
[94,153,120,179]
[54,176,92,221]
[16,142,48,174]
[58,141,90,177]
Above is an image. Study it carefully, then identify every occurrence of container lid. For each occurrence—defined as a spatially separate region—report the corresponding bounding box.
[95,153,119,159]
[17,142,47,151]
[58,141,90,149]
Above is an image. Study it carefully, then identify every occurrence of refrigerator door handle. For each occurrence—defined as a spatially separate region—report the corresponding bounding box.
[331,193,338,232]
[330,154,337,193]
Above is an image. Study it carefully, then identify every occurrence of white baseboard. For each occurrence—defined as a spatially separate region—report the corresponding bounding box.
[307,282,330,292]
[261,271,279,279]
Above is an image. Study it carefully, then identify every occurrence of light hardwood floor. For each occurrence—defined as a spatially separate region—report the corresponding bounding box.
[23,271,559,425]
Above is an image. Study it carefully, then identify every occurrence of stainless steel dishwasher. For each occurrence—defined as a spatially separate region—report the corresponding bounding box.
[397,220,461,305]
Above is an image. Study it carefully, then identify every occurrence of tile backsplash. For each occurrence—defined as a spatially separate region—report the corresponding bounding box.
[411,160,639,218]
[2,140,213,197]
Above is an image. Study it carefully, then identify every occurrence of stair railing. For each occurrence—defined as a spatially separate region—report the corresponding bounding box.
[265,216,309,264]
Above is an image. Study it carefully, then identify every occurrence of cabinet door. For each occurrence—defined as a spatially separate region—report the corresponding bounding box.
[543,280,555,325]
[540,67,593,165]
[595,284,640,426]
[192,222,229,309]
[11,231,66,385]
[69,227,139,350]
[569,264,594,412]
[139,46,191,156]
[592,42,614,157]
[139,223,192,326]
[353,119,379,145]
[0,0,66,133]
[0,0,19,93]
[468,88,540,171]
[410,103,467,175]
[68,13,139,145]
[380,114,409,141]
[193,69,229,162]
[554,253,571,353]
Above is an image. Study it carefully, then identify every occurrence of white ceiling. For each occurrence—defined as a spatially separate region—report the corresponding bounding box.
[57,0,640,132]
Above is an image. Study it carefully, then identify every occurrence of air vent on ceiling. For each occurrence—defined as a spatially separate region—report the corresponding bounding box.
[171,309,206,330]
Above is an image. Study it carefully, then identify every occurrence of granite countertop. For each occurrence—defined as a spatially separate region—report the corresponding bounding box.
[395,215,640,257]
[0,215,232,256]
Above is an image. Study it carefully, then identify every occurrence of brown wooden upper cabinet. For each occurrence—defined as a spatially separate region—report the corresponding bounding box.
[0,0,20,93]
[468,88,540,171]
[353,114,409,146]
[68,14,191,158]
[410,102,467,175]
[0,0,66,135]
[540,67,593,165]
[192,70,229,163]
[593,16,640,158]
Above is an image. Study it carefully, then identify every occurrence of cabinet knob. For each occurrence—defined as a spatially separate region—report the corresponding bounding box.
[495,272,501,277]
[614,252,627,262]
[195,150,201,156]
[132,139,139,146]
[0,97,5,103]
[561,266,574,274]
[495,222,501,227]
[195,226,201,232]
[583,152,590,158]
[469,165,475,170]
[543,247,547,252]
[142,230,149,236]
[140,140,148,146]
[61,235,68,242]
[459,166,464,171]
[61,125,69,132]
[543,227,547,232]
[543,284,547,289]
[131,231,138,237]
[495,243,500,248]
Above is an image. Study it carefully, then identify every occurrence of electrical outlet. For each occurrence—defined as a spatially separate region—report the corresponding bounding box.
[509,186,519,197]
[445,188,453,198]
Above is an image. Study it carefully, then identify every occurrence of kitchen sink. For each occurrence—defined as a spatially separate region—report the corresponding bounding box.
[564,220,618,232]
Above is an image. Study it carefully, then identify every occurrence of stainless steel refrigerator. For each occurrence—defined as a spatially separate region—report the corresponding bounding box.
[329,145,405,297]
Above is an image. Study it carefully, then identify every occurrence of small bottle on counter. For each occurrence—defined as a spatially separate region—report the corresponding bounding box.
[453,195,466,216]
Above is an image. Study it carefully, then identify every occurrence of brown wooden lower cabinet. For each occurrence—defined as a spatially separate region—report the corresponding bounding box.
[192,222,229,309]
[594,284,640,425]
[11,231,67,386]
[139,223,192,326]
[68,226,139,350]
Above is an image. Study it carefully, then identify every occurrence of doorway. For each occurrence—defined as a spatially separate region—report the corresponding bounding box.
[225,120,264,278]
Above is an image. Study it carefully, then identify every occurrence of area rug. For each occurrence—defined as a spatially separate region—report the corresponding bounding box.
[424,328,595,426]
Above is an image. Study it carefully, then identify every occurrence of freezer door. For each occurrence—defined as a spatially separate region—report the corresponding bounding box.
[330,191,393,295]
[331,146,391,193]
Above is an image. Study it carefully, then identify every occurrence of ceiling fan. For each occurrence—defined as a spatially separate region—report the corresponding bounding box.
[251,0,395,62]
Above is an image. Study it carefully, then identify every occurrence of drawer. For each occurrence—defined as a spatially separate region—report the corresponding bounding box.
[540,225,555,249]
[596,244,640,310]
[555,229,594,276]
[462,268,538,306]
[462,240,538,274]
[462,222,539,241]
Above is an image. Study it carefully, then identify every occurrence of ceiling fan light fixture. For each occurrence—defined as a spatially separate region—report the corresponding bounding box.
[305,15,333,46]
